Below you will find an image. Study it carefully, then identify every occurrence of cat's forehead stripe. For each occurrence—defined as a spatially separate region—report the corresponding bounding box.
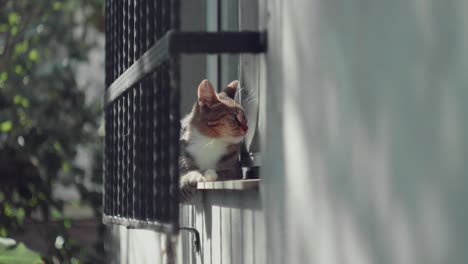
[218,96,243,109]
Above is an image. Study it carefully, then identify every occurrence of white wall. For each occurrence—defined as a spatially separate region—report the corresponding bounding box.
[111,0,468,263]
[179,191,265,264]
[108,191,265,264]
[263,0,468,263]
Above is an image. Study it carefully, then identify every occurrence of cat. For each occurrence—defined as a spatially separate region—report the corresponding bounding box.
[179,79,248,201]
[161,80,247,263]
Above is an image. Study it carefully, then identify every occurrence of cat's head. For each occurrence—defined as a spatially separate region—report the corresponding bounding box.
[192,79,248,143]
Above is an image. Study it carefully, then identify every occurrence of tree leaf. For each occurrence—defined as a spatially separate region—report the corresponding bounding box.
[7,13,20,25]
[0,121,12,132]
[53,2,63,11]
[0,73,7,82]
[28,49,39,62]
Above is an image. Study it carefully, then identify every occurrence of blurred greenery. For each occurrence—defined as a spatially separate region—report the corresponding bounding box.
[0,0,104,263]
[0,239,42,264]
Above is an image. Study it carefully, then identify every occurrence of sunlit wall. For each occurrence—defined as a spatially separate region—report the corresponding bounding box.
[263,0,468,263]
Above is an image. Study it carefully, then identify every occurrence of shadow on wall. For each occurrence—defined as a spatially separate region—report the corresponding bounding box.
[180,190,264,264]
[273,0,468,263]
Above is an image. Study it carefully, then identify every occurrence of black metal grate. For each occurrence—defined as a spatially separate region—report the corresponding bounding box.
[103,0,266,234]
[103,0,180,233]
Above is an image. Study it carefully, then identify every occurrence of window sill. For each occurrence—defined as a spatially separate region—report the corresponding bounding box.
[196,179,260,191]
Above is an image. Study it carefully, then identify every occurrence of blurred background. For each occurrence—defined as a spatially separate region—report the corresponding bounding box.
[0,0,105,263]
[2,0,468,263]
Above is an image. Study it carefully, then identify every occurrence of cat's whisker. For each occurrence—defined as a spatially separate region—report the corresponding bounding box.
[242,89,254,100]
[234,87,243,102]
[243,96,258,106]
[241,90,256,103]
[244,94,256,102]
[246,98,258,105]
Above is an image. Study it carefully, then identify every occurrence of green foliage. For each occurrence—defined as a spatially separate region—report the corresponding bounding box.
[0,0,104,263]
[0,121,12,132]
[0,239,42,264]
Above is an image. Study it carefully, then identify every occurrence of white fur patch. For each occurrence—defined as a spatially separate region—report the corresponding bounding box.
[186,128,241,170]
[203,169,218,181]
[180,113,193,141]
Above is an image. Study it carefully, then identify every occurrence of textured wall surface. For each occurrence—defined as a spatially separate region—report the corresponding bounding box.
[108,191,265,264]
[112,0,468,263]
[263,0,468,263]
[179,191,265,264]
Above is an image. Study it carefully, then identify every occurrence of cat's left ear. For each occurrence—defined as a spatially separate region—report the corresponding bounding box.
[198,79,218,108]
[223,80,239,99]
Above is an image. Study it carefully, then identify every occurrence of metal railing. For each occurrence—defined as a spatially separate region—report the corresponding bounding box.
[103,0,266,234]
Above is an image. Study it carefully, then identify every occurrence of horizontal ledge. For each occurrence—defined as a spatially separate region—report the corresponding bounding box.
[102,214,178,234]
[197,179,260,190]
[170,31,267,54]
[103,30,267,107]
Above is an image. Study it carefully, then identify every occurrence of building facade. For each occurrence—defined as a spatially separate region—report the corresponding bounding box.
[108,0,468,263]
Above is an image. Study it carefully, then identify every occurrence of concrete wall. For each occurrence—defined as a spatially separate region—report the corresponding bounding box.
[179,191,265,264]
[108,192,265,264]
[263,0,468,263]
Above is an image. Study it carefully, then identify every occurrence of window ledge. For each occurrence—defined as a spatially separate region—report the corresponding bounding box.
[197,179,260,190]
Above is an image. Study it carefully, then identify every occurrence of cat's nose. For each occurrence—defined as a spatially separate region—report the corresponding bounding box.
[240,122,248,132]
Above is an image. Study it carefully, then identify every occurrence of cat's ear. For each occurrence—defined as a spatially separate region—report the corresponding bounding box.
[197,79,218,108]
[223,80,239,99]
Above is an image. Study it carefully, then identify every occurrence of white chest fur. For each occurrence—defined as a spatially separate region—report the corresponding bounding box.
[186,129,230,171]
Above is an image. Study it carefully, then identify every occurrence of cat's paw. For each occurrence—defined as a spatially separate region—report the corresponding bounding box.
[203,169,218,182]
[180,171,204,188]
[180,171,203,202]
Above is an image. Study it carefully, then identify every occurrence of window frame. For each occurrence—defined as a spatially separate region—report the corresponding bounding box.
[102,0,266,233]
[206,0,263,179]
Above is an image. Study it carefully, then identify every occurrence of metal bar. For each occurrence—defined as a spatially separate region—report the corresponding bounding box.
[170,31,267,54]
[168,59,180,223]
[103,214,177,234]
[154,70,162,220]
[160,65,169,221]
[117,95,123,217]
[169,0,181,224]
[111,103,117,216]
[104,0,111,88]
[103,34,170,107]
[111,0,117,84]
[122,93,128,218]
[145,0,155,221]
[217,0,222,90]
[144,76,153,220]
[118,0,123,76]
[134,0,142,221]
[132,84,140,219]
[103,30,266,107]
[126,91,133,218]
